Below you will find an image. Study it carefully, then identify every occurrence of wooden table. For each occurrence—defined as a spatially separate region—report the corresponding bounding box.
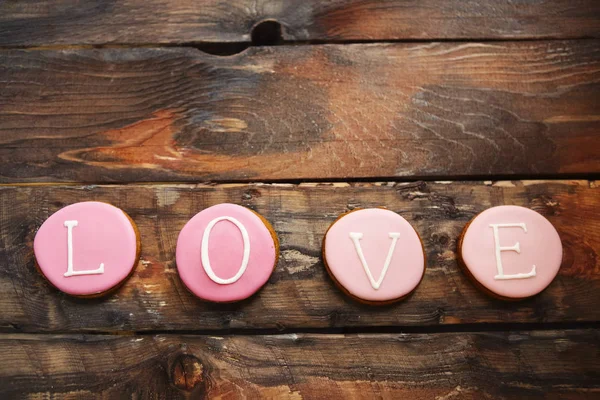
[1,1,599,398]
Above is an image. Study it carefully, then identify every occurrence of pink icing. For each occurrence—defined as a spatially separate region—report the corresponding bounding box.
[33,202,138,296]
[324,208,425,302]
[461,205,562,299]
[175,203,277,302]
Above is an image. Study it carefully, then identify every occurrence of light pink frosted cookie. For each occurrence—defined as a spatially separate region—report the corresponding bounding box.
[176,203,279,303]
[459,205,562,300]
[33,202,140,297]
[323,208,425,304]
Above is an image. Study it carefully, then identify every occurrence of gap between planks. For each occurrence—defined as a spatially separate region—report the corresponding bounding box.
[1,35,599,52]
[5,321,600,337]
[0,177,598,189]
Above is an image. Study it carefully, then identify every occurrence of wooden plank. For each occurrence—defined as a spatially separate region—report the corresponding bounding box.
[1,41,599,183]
[0,330,598,398]
[0,180,598,332]
[1,0,599,47]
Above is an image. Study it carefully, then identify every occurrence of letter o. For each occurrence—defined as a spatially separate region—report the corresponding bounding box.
[201,216,250,284]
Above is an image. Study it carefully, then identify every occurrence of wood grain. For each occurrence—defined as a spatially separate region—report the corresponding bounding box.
[1,0,599,47]
[1,41,599,183]
[0,180,598,333]
[0,330,598,398]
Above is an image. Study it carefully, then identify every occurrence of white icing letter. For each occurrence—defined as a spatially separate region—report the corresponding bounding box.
[349,232,401,290]
[201,216,250,285]
[63,220,105,277]
[489,223,536,280]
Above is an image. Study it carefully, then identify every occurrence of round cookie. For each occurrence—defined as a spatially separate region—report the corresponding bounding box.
[33,201,140,297]
[176,203,279,303]
[323,208,425,304]
[459,205,562,300]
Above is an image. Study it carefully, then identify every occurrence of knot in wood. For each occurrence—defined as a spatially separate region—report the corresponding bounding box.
[171,354,206,392]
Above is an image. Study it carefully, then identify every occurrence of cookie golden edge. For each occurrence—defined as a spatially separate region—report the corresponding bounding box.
[179,205,280,304]
[34,205,141,299]
[321,207,427,306]
[457,211,555,302]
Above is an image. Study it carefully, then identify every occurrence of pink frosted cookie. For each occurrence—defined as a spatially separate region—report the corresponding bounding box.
[323,208,426,304]
[459,205,562,300]
[33,201,140,297]
[176,203,279,303]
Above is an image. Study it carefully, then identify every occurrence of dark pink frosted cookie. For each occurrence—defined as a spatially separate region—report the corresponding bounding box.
[176,203,279,303]
[33,202,140,297]
[323,208,425,304]
[460,205,562,299]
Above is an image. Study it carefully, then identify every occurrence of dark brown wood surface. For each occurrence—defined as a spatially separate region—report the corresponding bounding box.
[1,180,598,333]
[1,0,599,47]
[2,1,600,398]
[1,330,598,398]
[1,40,599,183]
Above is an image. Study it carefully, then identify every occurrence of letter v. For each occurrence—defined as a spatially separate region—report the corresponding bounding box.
[349,232,401,290]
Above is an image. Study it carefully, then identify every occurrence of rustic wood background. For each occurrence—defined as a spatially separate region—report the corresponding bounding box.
[1,1,599,398]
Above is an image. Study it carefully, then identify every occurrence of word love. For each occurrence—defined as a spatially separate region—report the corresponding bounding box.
[33,203,562,302]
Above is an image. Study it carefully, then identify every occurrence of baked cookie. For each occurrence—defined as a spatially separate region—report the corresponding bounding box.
[33,201,140,297]
[459,205,562,300]
[176,203,279,303]
[323,208,425,304]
